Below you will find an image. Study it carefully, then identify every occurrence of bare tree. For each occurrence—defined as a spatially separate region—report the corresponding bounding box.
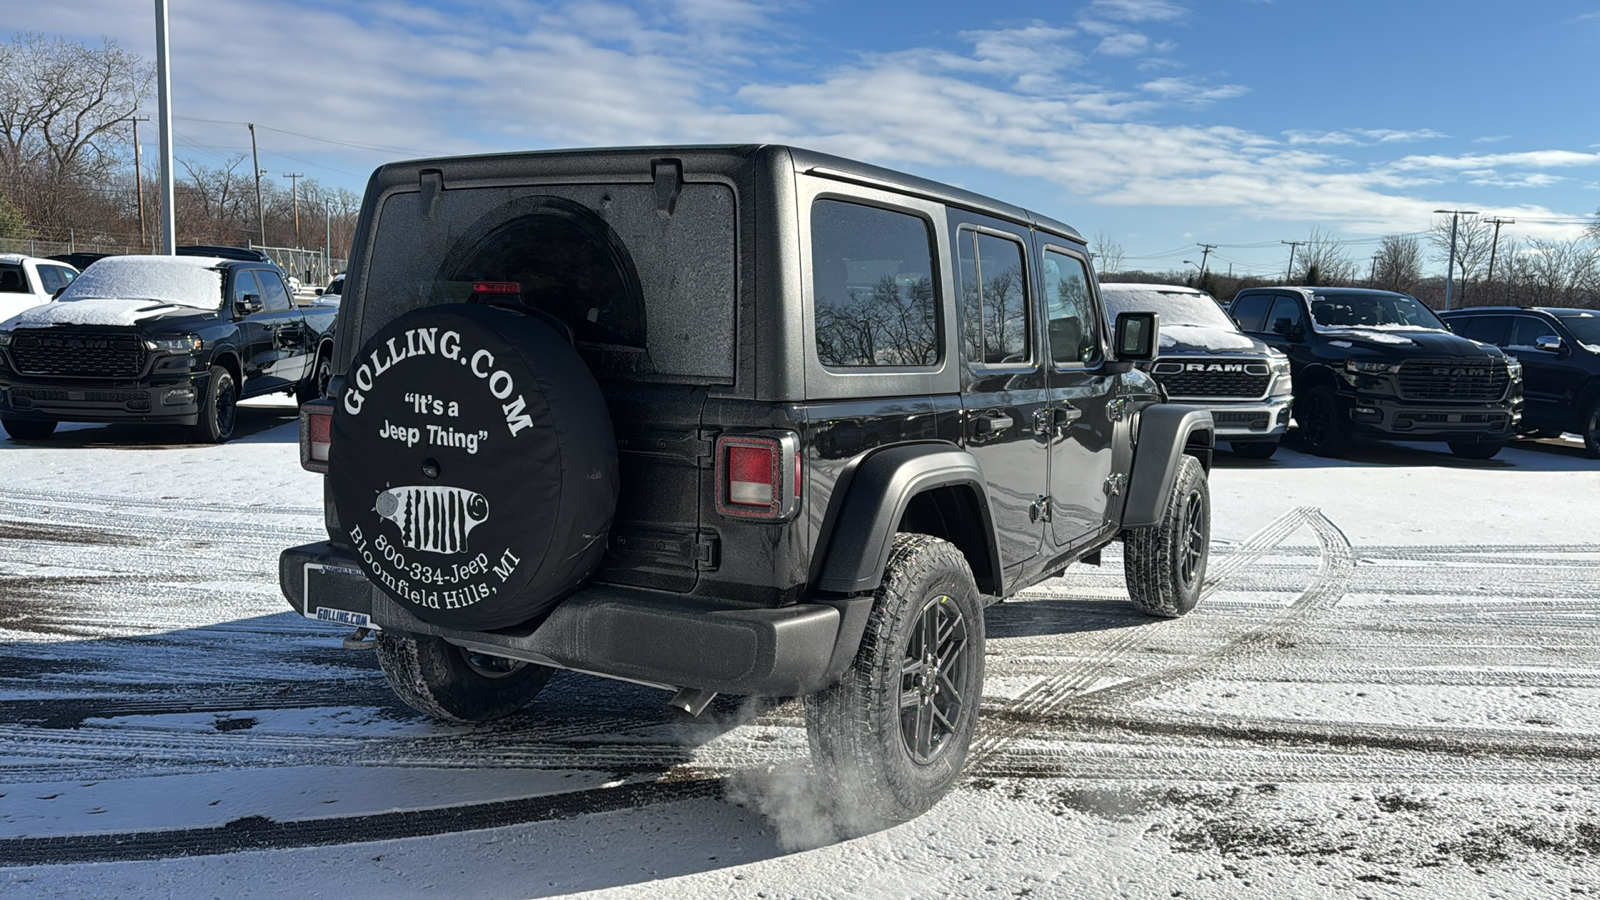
[0,33,152,229]
[1372,234,1423,293]
[1292,227,1356,285]
[1427,214,1493,301]
[1506,237,1600,307]
[1091,230,1125,276]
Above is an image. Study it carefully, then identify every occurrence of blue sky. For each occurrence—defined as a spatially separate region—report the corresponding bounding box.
[14,0,1600,275]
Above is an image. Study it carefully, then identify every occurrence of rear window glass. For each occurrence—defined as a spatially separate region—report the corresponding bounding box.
[810,199,940,368]
[959,230,1030,365]
[0,264,27,293]
[362,183,736,383]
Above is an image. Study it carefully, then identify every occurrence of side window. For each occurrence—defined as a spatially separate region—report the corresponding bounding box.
[1457,315,1510,346]
[36,266,64,296]
[256,270,292,313]
[232,270,261,309]
[1231,293,1271,332]
[1510,316,1558,349]
[1265,295,1305,337]
[958,229,1030,365]
[1041,249,1101,366]
[811,199,940,368]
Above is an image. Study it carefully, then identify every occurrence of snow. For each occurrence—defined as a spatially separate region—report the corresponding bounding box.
[31,255,227,316]
[2,407,1600,897]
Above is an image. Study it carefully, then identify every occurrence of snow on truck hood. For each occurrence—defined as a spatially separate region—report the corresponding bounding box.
[1158,323,1261,352]
[1,256,227,329]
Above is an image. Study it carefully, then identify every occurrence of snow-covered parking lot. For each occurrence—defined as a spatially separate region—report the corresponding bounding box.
[2,401,1599,898]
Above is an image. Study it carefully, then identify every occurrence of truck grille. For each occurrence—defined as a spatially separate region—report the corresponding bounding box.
[1213,411,1271,430]
[10,330,147,378]
[1149,358,1271,399]
[1396,360,1508,402]
[10,387,150,410]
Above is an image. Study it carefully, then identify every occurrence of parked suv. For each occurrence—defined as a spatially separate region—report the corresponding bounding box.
[0,253,79,321]
[1229,286,1522,459]
[1440,306,1600,456]
[279,145,1216,830]
[0,254,335,442]
[1101,283,1291,459]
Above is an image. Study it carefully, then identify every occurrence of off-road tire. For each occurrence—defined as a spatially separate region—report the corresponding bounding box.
[1294,383,1348,458]
[1447,440,1505,460]
[190,365,237,443]
[376,632,554,722]
[804,534,984,835]
[2,418,57,441]
[1123,454,1209,618]
[1230,440,1278,460]
[1581,397,1600,459]
[297,351,332,405]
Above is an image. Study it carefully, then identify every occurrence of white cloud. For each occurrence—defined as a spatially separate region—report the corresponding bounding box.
[1085,0,1187,23]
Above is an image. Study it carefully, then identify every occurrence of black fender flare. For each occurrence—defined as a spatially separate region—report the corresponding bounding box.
[815,443,1002,596]
[1122,404,1214,530]
[206,347,242,385]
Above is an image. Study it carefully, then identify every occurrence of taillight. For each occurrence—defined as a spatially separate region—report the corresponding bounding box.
[471,281,520,296]
[300,399,333,473]
[715,432,801,520]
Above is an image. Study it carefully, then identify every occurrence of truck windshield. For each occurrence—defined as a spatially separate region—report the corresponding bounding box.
[56,257,225,310]
[1308,292,1445,331]
[1100,286,1238,331]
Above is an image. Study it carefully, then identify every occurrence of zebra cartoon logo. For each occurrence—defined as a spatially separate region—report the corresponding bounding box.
[373,485,490,554]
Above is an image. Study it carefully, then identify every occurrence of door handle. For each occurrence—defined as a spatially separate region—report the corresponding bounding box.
[1055,406,1083,425]
[974,412,1013,436]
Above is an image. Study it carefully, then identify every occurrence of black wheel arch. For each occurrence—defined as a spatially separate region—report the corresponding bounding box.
[812,443,1003,598]
[1122,404,1215,530]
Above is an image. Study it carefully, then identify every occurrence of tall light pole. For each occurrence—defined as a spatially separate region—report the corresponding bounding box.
[1434,208,1478,311]
[154,0,176,254]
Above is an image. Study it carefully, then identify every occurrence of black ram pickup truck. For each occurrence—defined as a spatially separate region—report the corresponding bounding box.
[0,253,336,443]
[1229,286,1523,459]
[281,145,1216,832]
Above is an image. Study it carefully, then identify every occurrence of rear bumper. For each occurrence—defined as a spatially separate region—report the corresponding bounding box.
[280,541,870,696]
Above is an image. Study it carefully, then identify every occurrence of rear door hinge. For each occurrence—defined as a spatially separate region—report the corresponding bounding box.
[1106,397,1131,423]
[1103,472,1127,496]
[1029,496,1053,523]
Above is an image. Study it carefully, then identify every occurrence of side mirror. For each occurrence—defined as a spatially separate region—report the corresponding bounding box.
[314,287,325,296]
[235,294,264,316]
[1114,311,1159,362]
[52,287,67,299]
[1535,335,1565,355]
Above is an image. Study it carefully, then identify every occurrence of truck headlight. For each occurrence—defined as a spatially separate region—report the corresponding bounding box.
[1505,356,1522,383]
[0,331,11,347]
[147,335,202,353]
[1345,359,1398,375]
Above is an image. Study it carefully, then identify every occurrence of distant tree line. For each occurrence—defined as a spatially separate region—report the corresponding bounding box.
[1094,220,1600,311]
[0,32,359,259]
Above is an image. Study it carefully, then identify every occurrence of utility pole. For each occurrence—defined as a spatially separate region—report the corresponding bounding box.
[1281,240,1306,282]
[248,124,266,246]
[283,173,304,247]
[122,115,150,251]
[1195,243,1217,277]
[1486,216,1515,286]
[1370,252,1381,285]
[154,1,177,254]
[1434,209,1479,311]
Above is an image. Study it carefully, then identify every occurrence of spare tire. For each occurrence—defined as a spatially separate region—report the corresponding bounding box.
[330,303,618,630]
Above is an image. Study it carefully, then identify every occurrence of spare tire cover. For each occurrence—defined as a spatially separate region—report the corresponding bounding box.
[331,303,618,630]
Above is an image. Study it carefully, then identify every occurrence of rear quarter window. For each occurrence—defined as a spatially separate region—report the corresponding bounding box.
[810,199,940,368]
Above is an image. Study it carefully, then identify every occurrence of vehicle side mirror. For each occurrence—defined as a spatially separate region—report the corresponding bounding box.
[52,287,67,299]
[1271,318,1304,342]
[1535,335,1565,355]
[314,287,324,296]
[235,294,264,316]
[1114,311,1159,362]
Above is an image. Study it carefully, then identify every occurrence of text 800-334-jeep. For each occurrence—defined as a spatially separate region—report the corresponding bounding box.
[280,145,1216,831]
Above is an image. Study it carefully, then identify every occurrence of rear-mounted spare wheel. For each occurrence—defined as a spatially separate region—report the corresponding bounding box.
[330,303,618,630]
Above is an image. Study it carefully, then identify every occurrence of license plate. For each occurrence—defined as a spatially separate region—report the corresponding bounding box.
[302,563,379,630]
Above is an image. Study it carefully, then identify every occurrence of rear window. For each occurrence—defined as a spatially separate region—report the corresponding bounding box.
[810,199,940,368]
[0,264,26,293]
[362,182,736,382]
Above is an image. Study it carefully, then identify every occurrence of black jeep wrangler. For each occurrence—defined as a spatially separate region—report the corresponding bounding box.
[1229,286,1523,459]
[280,145,1215,828]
